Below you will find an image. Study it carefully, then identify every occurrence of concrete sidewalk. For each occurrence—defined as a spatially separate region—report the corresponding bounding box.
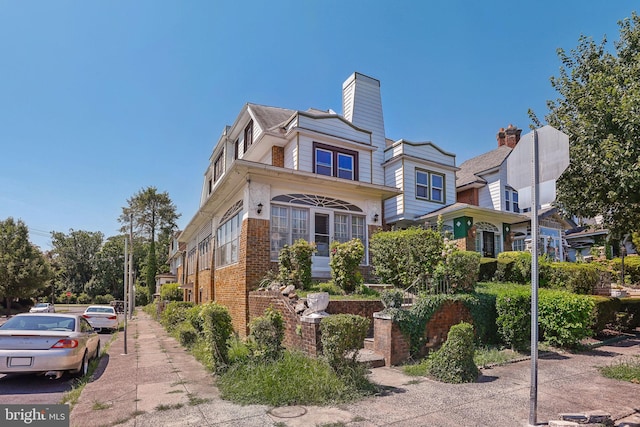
[71,312,640,427]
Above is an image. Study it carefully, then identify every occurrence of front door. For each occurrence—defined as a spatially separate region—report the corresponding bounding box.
[312,212,331,277]
[483,231,495,257]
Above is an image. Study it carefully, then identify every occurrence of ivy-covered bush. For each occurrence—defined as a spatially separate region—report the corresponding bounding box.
[370,227,443,288]
[425,322,479,383]
[542,262,601,294]
[329,238,364,293]
[279,239,317,290]
[380,288,404,311]
[200,302,233,373]
[185,304,204,333]
[320,314,369,373]
[248,307,284,361]
[479,258,498,281]
[495,288,531,351]
[160,283,183,301]
[538,290,594,347]
[160,301,195,332]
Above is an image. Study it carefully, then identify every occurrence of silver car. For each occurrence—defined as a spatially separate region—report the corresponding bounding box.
[0,313,100,379]
[29,302,55,313]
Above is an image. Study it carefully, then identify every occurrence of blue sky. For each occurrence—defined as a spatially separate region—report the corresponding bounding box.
[0,1,635,250]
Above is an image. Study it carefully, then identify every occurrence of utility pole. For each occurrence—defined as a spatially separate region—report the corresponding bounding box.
[123,235,128,355]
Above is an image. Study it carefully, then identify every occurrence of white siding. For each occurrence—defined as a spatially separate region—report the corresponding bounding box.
[385,142,455,167]
[296,134,373,183]
[284,137,297,169]
[297,115,370,144]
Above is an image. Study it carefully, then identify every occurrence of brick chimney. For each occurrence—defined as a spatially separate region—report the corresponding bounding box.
[496,124,522,148]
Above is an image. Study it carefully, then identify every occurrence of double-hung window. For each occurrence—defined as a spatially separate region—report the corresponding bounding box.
[416,169,445,203]
[216,211,241,267]
[505,189,520,213]
[243,121,253,152]
[334,213,366,244]
[313,142,358,180]
[214,152,224,182]
[270,206,309,260]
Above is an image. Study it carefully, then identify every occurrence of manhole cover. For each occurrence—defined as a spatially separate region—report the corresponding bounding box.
[268,406,307,418]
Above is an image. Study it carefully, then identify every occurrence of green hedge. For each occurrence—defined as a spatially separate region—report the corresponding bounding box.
[320,314,370,372]
[425,322,479,383]
[160,301,195,332]
[479,258,497,281]
[495,288,531,350]
[538,290,594,347]
[446,251,481,293]
[591,297,640,333]
[542,262,602,294]
[495,252,531,284]
[611,255,640,284]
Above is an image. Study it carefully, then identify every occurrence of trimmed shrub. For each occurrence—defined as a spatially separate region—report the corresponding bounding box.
[446,251,481,293]
[248,307,285,361]
[329,239,364,293]
[176,322,199,348]
[279,239,317,290]
[370,227,443,288]
[320,314,370,372]
[464,292,498,346]
[200,302,233,372]
[495,288,531,351]
[495,251,531,284]
[590,296,622,333]
[160,301,195,332]
[479,258,498,281]
[543,262,601,294]
[426,322,479,383]
[611,255,640,285]
[538,290,594,347]
[160,283,183,302]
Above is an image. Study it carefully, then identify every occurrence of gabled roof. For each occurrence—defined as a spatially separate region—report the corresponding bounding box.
[247,103,296,132]
[456,145,512,187]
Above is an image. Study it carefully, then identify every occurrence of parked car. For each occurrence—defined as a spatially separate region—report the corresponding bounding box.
[82,305,118,333]
[0,313,100,378]
[29,303,55,313]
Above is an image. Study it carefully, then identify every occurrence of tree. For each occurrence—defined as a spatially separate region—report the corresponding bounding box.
[88,235,127,300]
[0,218,51,314]
[119,186,180,288]
[50,229,104,294]
[534,13,640,241]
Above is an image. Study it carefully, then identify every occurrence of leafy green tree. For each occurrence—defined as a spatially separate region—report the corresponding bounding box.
[0,218,51,314]
[119,186,180,288]
[89,235,127,300]
[50,229,103,294]
[534,13,640,241]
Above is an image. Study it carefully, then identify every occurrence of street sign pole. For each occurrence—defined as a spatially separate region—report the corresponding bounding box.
[529,129,540,426]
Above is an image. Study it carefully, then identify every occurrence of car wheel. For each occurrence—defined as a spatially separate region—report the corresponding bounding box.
[73,352,89,378]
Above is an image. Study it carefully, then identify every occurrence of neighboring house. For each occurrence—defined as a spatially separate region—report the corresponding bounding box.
[421,124,574,261]
[154,273,177,297]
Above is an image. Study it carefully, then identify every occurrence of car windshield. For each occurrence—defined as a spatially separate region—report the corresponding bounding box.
[0,316,75,331]
[34,303,49,308]
[86,307,115,314]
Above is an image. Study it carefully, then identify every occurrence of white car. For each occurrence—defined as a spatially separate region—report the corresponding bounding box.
[29,303,55,313]
[82,305,118,333]
[0,313,100,378]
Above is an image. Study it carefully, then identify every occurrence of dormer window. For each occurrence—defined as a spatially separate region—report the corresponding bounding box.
[505,189,520,213]
[416,169,445,203]
[243,120,253,152]
[313,142,358,180]
[214,152,224,182]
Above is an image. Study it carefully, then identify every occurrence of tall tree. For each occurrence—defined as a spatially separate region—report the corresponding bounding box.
[535,13,640,240]
[0,218,51,314]
[50,229,104,294]
[119,186,180,288]
[88,235,127,300]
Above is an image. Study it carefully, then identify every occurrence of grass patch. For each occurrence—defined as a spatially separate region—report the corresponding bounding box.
[599,356,640,383]
[155,403,184,411]
[216,351,376,406]
[91,400,111,410]
[187,393,211,406]
[166,389,184,394]
[474,346,527,368]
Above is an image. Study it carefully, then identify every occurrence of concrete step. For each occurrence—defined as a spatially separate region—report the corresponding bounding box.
[356,348,386,368]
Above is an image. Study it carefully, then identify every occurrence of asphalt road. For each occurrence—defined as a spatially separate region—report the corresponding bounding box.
[0,305,119,405]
